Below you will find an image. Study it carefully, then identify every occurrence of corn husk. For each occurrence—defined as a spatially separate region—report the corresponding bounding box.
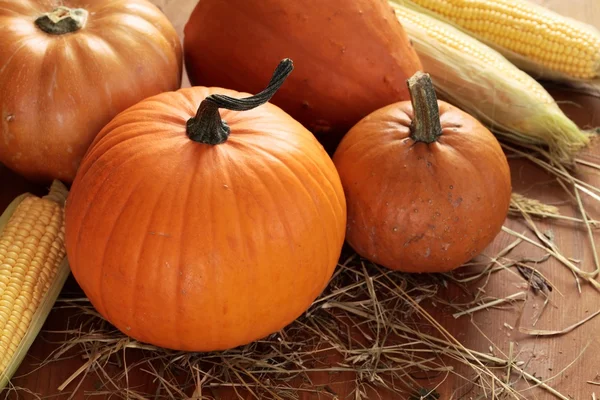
[389,0,594,165]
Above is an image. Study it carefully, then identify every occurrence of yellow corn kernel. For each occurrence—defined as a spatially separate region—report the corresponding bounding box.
[0,180,70,390]
[393,0,600,80]
[394,2,553,102]
[389,1,590,163]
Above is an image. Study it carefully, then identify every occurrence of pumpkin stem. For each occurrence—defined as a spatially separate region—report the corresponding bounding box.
[186,58,294,145]
[35,6,89,35]
[407,71,442,144]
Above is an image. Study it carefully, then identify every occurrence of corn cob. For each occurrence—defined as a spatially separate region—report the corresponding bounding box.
[388,0,591,164]
[390,0,600,81]
[0,180,70,390]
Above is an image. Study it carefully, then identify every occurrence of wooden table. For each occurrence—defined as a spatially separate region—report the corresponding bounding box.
[2,1,600,399]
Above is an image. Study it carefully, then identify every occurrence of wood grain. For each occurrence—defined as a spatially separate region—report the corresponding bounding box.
[1,0,600,399]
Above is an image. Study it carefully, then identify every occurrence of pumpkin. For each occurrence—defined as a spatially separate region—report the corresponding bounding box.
[182,0,422,150]
[332,71,512,273]
[64,60,347,351]
[0,0,182,184]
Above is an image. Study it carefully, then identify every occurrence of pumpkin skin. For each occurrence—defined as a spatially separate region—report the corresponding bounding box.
[332,74,512,273]
[0,0,182,184]
[182,0,422,149]
[64,84,347,351]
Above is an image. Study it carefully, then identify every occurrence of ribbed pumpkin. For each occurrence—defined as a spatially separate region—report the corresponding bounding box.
[64,60,347,351]
[0,0,182,183]
[333,72,512,273]
[183,0,422,149]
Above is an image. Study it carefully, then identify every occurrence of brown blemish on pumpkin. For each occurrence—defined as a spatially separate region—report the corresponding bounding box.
[453,197,463,208]
[403,233,424,247]
[312,120,332,133]
[149,231,172,238]
[2,112,15,145]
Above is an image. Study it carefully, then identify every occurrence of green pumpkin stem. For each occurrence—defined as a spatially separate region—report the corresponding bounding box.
[35,6,89,35]
[407,71,442,144]
[186,58,294,145]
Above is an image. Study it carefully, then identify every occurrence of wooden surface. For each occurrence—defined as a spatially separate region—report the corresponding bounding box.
[2,0,600,399]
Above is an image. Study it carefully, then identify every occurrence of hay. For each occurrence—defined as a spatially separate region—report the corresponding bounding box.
[28,232,586,399]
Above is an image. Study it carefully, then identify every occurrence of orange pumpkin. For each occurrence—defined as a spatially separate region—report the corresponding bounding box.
[64,60,347,351]
[183,0,422,149]
[0,0,182,183]
[333,72,512,273]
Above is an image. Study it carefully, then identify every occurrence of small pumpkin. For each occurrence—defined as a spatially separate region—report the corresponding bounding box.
[64,60,347,351]
[182,0,422,149]
[0,0,182,183]
[333,71,512,273]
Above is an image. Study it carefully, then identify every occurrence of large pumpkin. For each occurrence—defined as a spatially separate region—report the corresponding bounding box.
[333,72,512,273]
[183,0,422,149]
[0,0,182,183]
[64,60,347,351]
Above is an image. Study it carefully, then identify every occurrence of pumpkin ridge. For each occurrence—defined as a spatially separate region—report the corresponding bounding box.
[273,151,344,292]
[95,123,186,154]
[81,174,148,323]
[443,137,501,205]
[250,139,335,210]
[171,145,203,349]
[127,172,179,347]
[341,117,412,156]
[88,0,137,17]
[247,152,299,256]
[75,32,130,97]
[75,128,177,184]
[301,149,347,230]
[111,14,177,69]
[239,151,334,334]
[0,36,37,77]
[69,132,178,257]
[213,149,252,346]
[0,2,31,15]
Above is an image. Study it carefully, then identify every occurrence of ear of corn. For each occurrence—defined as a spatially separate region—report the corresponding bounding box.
[390,0,600,82]
[389,0,591,164]
[0,180,70,391]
